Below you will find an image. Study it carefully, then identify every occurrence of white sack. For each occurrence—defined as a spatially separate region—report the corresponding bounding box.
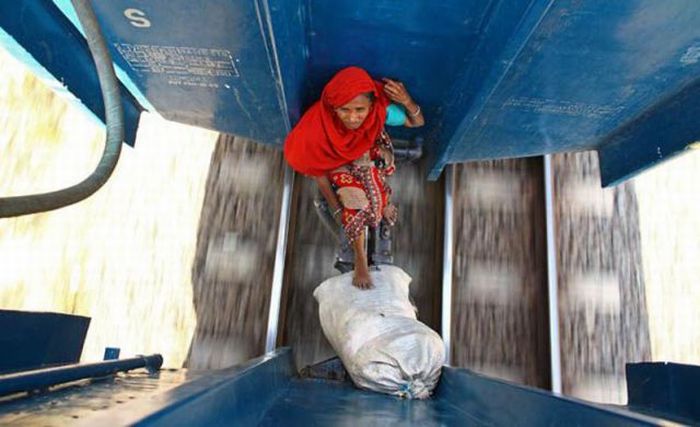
[313,265,445,399]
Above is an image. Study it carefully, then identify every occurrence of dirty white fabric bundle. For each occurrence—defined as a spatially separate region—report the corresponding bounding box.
[313,265,445,399]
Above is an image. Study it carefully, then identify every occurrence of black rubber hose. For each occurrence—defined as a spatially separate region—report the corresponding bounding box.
[0,0,124,218]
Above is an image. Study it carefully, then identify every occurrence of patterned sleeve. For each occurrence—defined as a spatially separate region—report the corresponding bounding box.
[385,103,407,126]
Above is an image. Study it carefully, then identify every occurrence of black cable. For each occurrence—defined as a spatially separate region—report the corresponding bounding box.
[0,0,124,218]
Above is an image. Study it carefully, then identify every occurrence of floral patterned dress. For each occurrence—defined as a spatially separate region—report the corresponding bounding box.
[328,130,395,242]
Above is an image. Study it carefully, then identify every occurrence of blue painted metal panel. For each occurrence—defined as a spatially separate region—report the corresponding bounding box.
[598,79,700,186]
[302,0,493,143]
[0,310,89,375]
[82,348,295,426]
[259,377,466,426]
[626,362,700,424]
[88,1,291,144]
[0,1,143,147]
[103,347,121,360]
[267,0,308,126]
[426,0,552,178]
[428,0,700,179]
[76,349,671,426]
[436,366,664,426]
[52,0,157,113]
[5,0,698,183]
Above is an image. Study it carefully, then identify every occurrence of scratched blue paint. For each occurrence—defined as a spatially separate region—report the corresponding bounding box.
[88,1,290,144]
[52,0,156,113]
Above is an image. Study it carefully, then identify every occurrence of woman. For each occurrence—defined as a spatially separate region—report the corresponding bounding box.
[284,66,424,289]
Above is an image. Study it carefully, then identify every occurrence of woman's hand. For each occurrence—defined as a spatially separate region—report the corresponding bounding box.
[382,78,413,106]
[382,78,424,128]
[331,206,344,226]
[383,203,398,226]
[314,176,343,224]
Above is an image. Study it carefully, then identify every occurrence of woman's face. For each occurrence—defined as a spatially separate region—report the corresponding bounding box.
[334,94,372,130]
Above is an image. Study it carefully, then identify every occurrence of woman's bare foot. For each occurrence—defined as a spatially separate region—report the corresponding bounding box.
[353,265,373,289]
[351,232,373,289]
[383,203,398,225]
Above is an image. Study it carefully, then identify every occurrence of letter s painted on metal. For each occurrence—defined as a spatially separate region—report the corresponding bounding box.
[124,8,151,28]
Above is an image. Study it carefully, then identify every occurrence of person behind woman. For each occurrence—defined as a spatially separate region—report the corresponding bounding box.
[284,66,424,289]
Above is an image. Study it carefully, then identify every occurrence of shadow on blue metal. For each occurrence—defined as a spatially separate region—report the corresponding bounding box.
[626,362,700,425]
[0,310,89,375]
[0,1,143,146]
[299,356,348,382]
[2,1,699,184]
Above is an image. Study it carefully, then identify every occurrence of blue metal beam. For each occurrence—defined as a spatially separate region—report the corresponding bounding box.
[598,78,700,187]
[0,1,143,146]
[427,0,550,179]
[0,354,163,397]
[267,0,309,126]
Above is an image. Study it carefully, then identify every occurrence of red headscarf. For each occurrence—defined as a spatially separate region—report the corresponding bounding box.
[284,67,390,176]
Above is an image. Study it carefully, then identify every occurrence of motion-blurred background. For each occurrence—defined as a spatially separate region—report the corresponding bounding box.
[1,46,698,404]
